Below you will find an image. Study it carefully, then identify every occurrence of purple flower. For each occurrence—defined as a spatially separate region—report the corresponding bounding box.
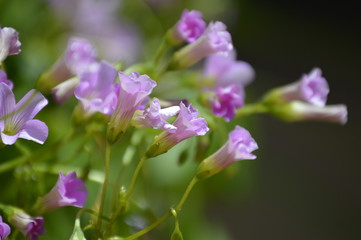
[10,212,44,240]
[169,10,206,44]
[65,37,97,75]
[170,21,233,70]
[38,172,88,213]
[212,84,244,122]
[0,83,48,145]
[276,102,348,124]
[0,70,13,90]
[203,53,255,88]
[266,68,329,106]
[0,26,21,62]
[0,216,11,240]
[74,61,119,115]
[133,98,180,133]
[146,102,209,158]
[108,72,157,143]
[52,77,79,104]
[196,125,258,179]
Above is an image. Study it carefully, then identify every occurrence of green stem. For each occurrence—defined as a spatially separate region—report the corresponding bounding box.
[124,156,147,201]
[236,103,269,117]
[121,176,198,240]
[95,142,111,237]
[153,38,170,68]
[0,156,27,174]
[15,141,31,156]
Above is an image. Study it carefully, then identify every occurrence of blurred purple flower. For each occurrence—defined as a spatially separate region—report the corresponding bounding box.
[49,0,141,64]
[0,26,21,62]
[39,172,88,213]
[281,102,348,124]
[169,10,206,44]
[146,102,209,158]
[171,21,233,69]
[133,97,180,132]
[74,61,118,115]
[0,83,48,145]
[0,216,11,240]
[204,53,255,88]
[197,125,258,179]
[10,212,44,240]
[108,72,156,143]
[212,85,244,122]
[0,70,13,90]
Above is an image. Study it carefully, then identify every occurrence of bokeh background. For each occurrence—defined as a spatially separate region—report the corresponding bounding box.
[0,0,360,239]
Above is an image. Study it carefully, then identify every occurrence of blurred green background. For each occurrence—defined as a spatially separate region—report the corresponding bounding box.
[0,0,360,239]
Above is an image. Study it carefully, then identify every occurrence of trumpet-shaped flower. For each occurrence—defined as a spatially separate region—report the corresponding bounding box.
[108,72,157,143]
[10,211,44,240]
[0,70,13,90]
[38,172,88,213]
[146,102,209,158]
[196,125,258,179]
[0,26,21,63]
[0,216,11,240]
[212,84,244,122]
[74,61,118,115]
[0,83,48,145]
[204,53,255,88]
[133,98,180,132]
[170,21,233,69]
[169,9,206,44]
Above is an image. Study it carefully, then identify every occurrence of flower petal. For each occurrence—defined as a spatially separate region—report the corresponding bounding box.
[19,119,49,144]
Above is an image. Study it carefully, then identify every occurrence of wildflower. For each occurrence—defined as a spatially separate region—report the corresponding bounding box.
[37,172,88,214]
[203,53,255,88]
[0,70,13,90]
[107,72,156,143]
[133,97,180,132]
[170,21,233,70]
[271,101,348,124]
[196,125,258,180]
[0,83,48,145]
[10,211,44,240]
[167,10,206,45]
[0,216,11,240]
[146,102,209,158]
[264,68,329,106]
[212,84,244,122]
[0,26,21,63]
[74,61,118,115]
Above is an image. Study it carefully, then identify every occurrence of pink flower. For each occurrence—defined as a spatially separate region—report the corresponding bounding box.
[0,70,13,90]
[0,26,21,62]
[0,216,11,240]
[11,212,44,240]
[0,83,48,145]
[212,85,244,122]
[196,125,258,179]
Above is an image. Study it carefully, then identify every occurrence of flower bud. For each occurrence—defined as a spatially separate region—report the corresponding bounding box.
[0,216,11,240]
[0,26,21,63]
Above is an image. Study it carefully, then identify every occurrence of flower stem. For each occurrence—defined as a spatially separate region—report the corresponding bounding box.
[121,176,198,240]
[236,103,269,117]
[124,156,147,201]
[95,142,111,237]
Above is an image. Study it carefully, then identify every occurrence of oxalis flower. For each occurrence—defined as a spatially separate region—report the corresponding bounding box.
[196,125,258,180]
[212,84,245,122]
[11,212,44,240]
[170,21,233,70]
[36,172,88,214]
[264,68,329,106]
[107,71,157,143]
[146,102,209,158]
[203,53,255,88]
[132,97,180,132]
[167,9,206,45]
[0,83,48,145]
[0,216,11,240]
[74,61,119,116]
[0,26,21,63]
[0,70,13,90]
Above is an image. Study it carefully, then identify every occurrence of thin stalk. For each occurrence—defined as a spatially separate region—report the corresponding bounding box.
[95,142,111,237]
[236,102,269,118]
[124,156,147,201]
[121,176,199,240]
